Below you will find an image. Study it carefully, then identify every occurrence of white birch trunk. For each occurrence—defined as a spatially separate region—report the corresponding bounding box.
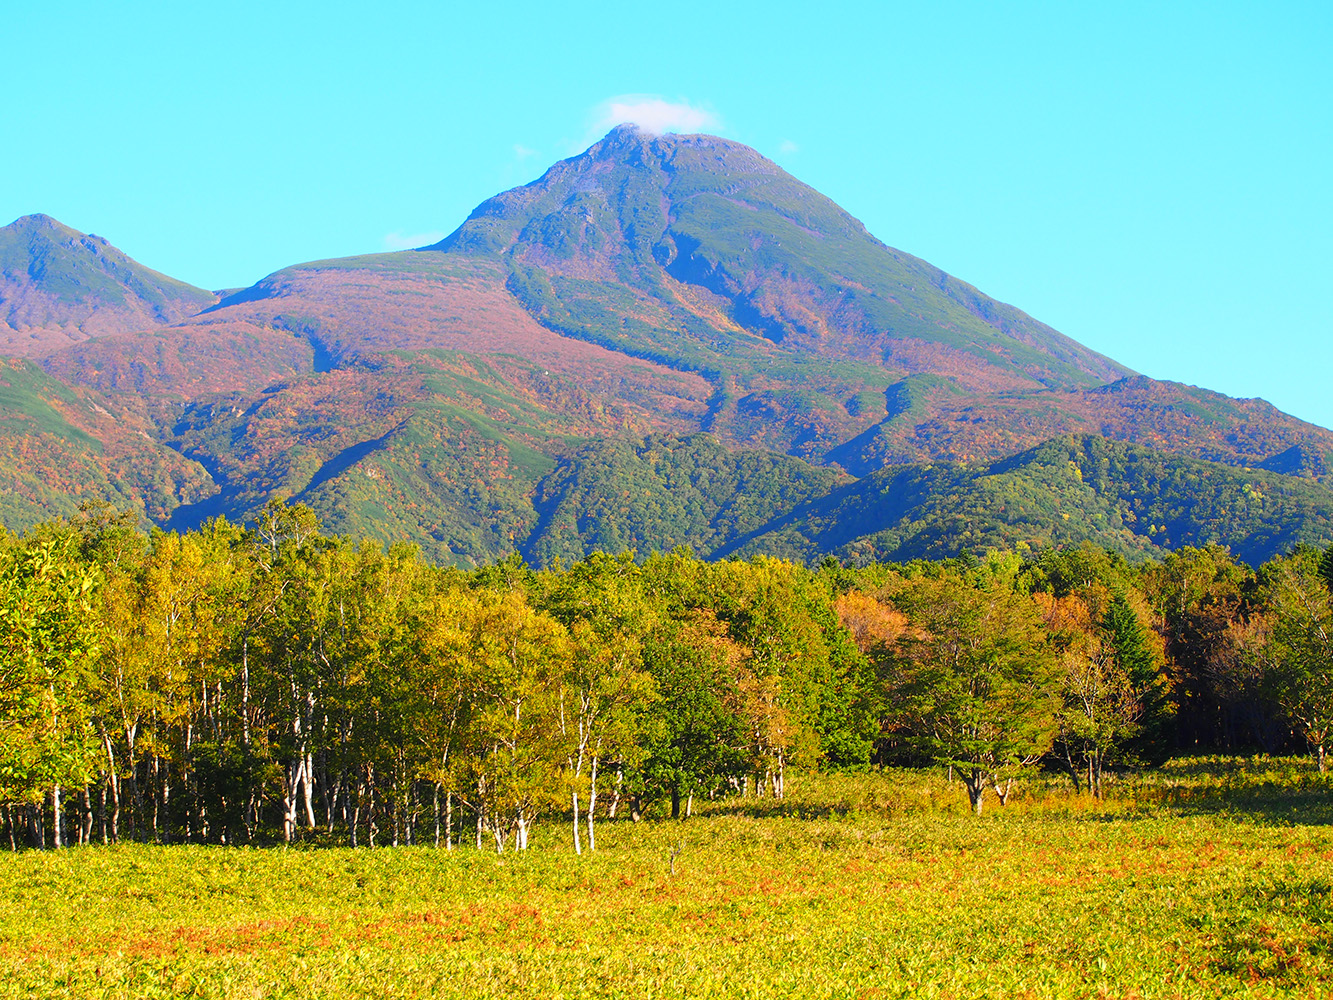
[586,756,598,853]
[303,752,316,829]
[571,789,581,855]
[609,768,622,820]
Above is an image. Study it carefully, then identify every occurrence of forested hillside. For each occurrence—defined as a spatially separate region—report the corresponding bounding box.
[162,425,1333,569]
[731,434,1333,566]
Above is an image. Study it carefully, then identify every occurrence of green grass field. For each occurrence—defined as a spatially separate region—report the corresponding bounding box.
[4,759,1333,999]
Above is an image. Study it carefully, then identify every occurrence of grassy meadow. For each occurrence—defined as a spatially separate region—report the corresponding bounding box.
[5,758,1333,999]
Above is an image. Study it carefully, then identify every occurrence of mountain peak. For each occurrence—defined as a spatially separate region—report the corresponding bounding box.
[4,213,82,241]
[0,215,217,354]
[426,124,1127,393]
[578,124,780,172]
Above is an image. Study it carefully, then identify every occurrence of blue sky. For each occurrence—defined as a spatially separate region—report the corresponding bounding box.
[5,1,1331,428]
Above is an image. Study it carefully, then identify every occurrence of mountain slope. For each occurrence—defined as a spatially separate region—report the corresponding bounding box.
[521,433,848,567]
[0,215,218,355]
[157,349,703,564]
[0,357,213,529]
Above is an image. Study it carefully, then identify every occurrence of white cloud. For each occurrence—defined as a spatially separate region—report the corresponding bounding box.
[778,139,799,155]
[514,144,537,159]
[591,94,721,137]
[382,230,445,251]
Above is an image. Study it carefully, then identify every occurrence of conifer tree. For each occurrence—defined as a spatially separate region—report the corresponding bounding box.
[1100,592,1173,764]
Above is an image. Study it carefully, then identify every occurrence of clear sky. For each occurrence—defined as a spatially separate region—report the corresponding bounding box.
[6,1,1330,428]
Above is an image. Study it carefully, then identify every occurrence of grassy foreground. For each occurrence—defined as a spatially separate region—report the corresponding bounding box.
[4,760,1333,999]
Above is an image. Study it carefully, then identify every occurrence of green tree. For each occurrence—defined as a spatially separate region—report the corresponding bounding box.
[462,588,570,851]
[1038,590,1146,797]
[633,608,747,819]
[1099,592,1173,763]
[884,574,1059,815]
[0,534,101,847]
[1261,553,1333,769]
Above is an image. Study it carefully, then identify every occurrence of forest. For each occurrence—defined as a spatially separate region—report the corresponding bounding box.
[3,498,1332,852]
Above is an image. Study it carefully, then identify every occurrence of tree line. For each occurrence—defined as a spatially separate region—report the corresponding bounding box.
[3,500,1332,848]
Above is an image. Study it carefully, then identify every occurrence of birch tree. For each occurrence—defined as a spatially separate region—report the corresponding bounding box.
[464,588,569,851]
[540,553,658,852]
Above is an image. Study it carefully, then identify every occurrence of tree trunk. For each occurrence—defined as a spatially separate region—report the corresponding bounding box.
[608,768,622,820]
[241,637,251,746]
[303,753,316,830]
[283,759,297,844]
[159,757,171,844]
[1062,750,1082,794]
[587,757,598,853]
[81,788,92,845]
[51,785,62,849]
[571,789,582,855]
[963,771,985,816]
[150,756,160,843]
[670,783,681,820]
[110,771,120,843]
[1319,744,1327,773]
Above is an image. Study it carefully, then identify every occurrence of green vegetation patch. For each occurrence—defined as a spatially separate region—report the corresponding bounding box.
[4,764,1333,998]
[0,360,99,449]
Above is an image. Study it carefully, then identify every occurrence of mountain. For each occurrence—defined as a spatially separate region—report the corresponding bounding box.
[50,127,1330,472]
[0,215,218,355]
[6,128,1333,564]
[521,433,848,567]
